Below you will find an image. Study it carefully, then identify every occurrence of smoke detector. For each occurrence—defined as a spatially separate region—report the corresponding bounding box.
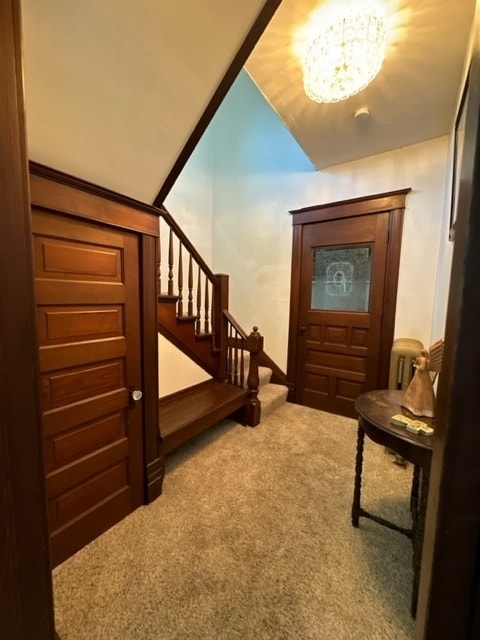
[353,107,370,122]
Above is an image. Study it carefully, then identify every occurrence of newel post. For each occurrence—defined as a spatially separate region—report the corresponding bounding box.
[214,273,229,381]
[244,326,264,427]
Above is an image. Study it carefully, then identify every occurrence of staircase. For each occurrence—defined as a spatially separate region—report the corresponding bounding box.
[156,206,288,455]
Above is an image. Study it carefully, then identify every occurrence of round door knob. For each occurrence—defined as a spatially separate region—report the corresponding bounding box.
[131,389,143,401]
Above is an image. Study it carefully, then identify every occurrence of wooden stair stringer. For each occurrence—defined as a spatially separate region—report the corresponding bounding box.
[157,299,219,377]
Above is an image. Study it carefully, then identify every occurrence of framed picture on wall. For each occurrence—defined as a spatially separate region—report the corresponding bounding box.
[449,71,469,241]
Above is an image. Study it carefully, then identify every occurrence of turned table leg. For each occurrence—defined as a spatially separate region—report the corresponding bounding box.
[411,462,430,618]
[351,423,365,527]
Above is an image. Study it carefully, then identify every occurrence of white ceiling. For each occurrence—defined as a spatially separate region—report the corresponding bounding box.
[246,0,475,169]
[21,0,270,202]
[20,0,475,201]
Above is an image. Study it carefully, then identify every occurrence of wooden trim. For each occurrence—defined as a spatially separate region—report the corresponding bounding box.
[286,224,303,400]
[161,205,219,285]
[215,274,230,381]
[141,235,163,502]
[0,1,56,638]
[258,351,287,386]
[146,457,165,503]
[290,189,411,226]
[159,379,214,405]
[415,12,480,638]
[30,164,160,237]
[377,207,405,388]
[153,0,283,205]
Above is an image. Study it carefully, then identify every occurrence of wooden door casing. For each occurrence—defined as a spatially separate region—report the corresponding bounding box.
[288,191,409,418]
[32,209,144,567]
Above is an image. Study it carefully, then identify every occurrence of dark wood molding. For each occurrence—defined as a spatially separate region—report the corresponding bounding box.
[258,351,287,386]
[378,207,405,389]
[286,224,303,395]
[146,457,165,503]
[159,379,214,406]
[30,160,167,219]
[290,189,411,226]
[153,0,283,205]
[0,1,56,637]
[141,235,162,501]
[415,11,480,638]
[30,169,160,237]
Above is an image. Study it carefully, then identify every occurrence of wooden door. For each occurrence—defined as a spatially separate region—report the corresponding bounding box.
[32,209,144,567]
[292,209,395,418]
[288,191,408,418]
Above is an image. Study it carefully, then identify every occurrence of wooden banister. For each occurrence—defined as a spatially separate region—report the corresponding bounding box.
[158,208,220,344]
[159,206,218,285]
[156,206,283,428]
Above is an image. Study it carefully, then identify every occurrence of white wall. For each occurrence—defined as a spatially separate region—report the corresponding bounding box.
[164,71,453,391]
[211,72,451,368]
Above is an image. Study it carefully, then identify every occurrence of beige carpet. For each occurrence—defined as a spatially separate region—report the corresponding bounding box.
[53,402,416,640]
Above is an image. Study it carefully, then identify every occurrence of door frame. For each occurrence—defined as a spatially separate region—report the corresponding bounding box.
[0,2,56,637]
[287,190,410,403]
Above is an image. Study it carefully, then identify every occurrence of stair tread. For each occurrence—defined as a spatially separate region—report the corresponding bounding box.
[259,383,289,420]
[159,380,247,442]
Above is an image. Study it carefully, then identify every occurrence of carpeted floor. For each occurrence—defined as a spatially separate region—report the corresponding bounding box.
[53,402,416,639]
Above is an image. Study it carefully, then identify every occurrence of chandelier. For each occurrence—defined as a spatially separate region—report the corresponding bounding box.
[302,3,387,104]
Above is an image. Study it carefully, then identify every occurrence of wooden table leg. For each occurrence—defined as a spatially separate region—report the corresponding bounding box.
[410,464,420,538]
[411,462,430,618]
[351,424,365,527]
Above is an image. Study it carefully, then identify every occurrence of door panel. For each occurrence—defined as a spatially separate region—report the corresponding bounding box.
[32,209,143,567]
[295,213,390,417]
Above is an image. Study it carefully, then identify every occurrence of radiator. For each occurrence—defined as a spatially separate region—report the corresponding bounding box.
[388,338,424,391]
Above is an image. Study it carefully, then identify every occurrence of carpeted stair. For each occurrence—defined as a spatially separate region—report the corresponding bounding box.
[244,354,289,421]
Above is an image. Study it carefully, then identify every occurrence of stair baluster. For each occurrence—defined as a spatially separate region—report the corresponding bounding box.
[187,254,193,316]
[233,329,239,386]
[196,267,202,334]
[177,241,183,316]
[204,274,210,334]
[157,236,161,295]
[168,227,174,296]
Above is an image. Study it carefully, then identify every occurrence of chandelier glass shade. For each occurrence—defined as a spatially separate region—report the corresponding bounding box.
[302,4,387,104]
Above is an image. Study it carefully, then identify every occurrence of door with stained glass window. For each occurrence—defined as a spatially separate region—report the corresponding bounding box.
[295,212,390,417]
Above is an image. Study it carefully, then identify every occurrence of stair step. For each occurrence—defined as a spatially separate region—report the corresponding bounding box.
[158,294,179,302]
[176,315,197,323]
[258,383,289,421]
[195,332,215,341]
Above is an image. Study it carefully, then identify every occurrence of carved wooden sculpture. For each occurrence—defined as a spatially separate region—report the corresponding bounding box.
[401,339,444,418]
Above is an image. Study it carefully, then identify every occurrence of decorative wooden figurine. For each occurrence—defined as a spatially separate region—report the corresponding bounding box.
[401,339,444,418]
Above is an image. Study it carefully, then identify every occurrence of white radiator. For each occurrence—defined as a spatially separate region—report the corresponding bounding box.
[388,338,424,391]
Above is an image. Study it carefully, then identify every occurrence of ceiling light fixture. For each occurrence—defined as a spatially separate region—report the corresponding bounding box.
[302,2,387,104]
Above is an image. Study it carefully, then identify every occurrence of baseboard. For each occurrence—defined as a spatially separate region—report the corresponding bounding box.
[146,456,165,503]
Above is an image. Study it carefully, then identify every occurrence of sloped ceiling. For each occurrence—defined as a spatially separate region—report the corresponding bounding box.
[245,0,475,169]
[21,0,273,203]
[21,0,475,203]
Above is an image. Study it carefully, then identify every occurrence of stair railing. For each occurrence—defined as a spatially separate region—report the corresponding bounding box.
[223,311,263,426]
[158,207,221,341]
[157,206,264,425]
